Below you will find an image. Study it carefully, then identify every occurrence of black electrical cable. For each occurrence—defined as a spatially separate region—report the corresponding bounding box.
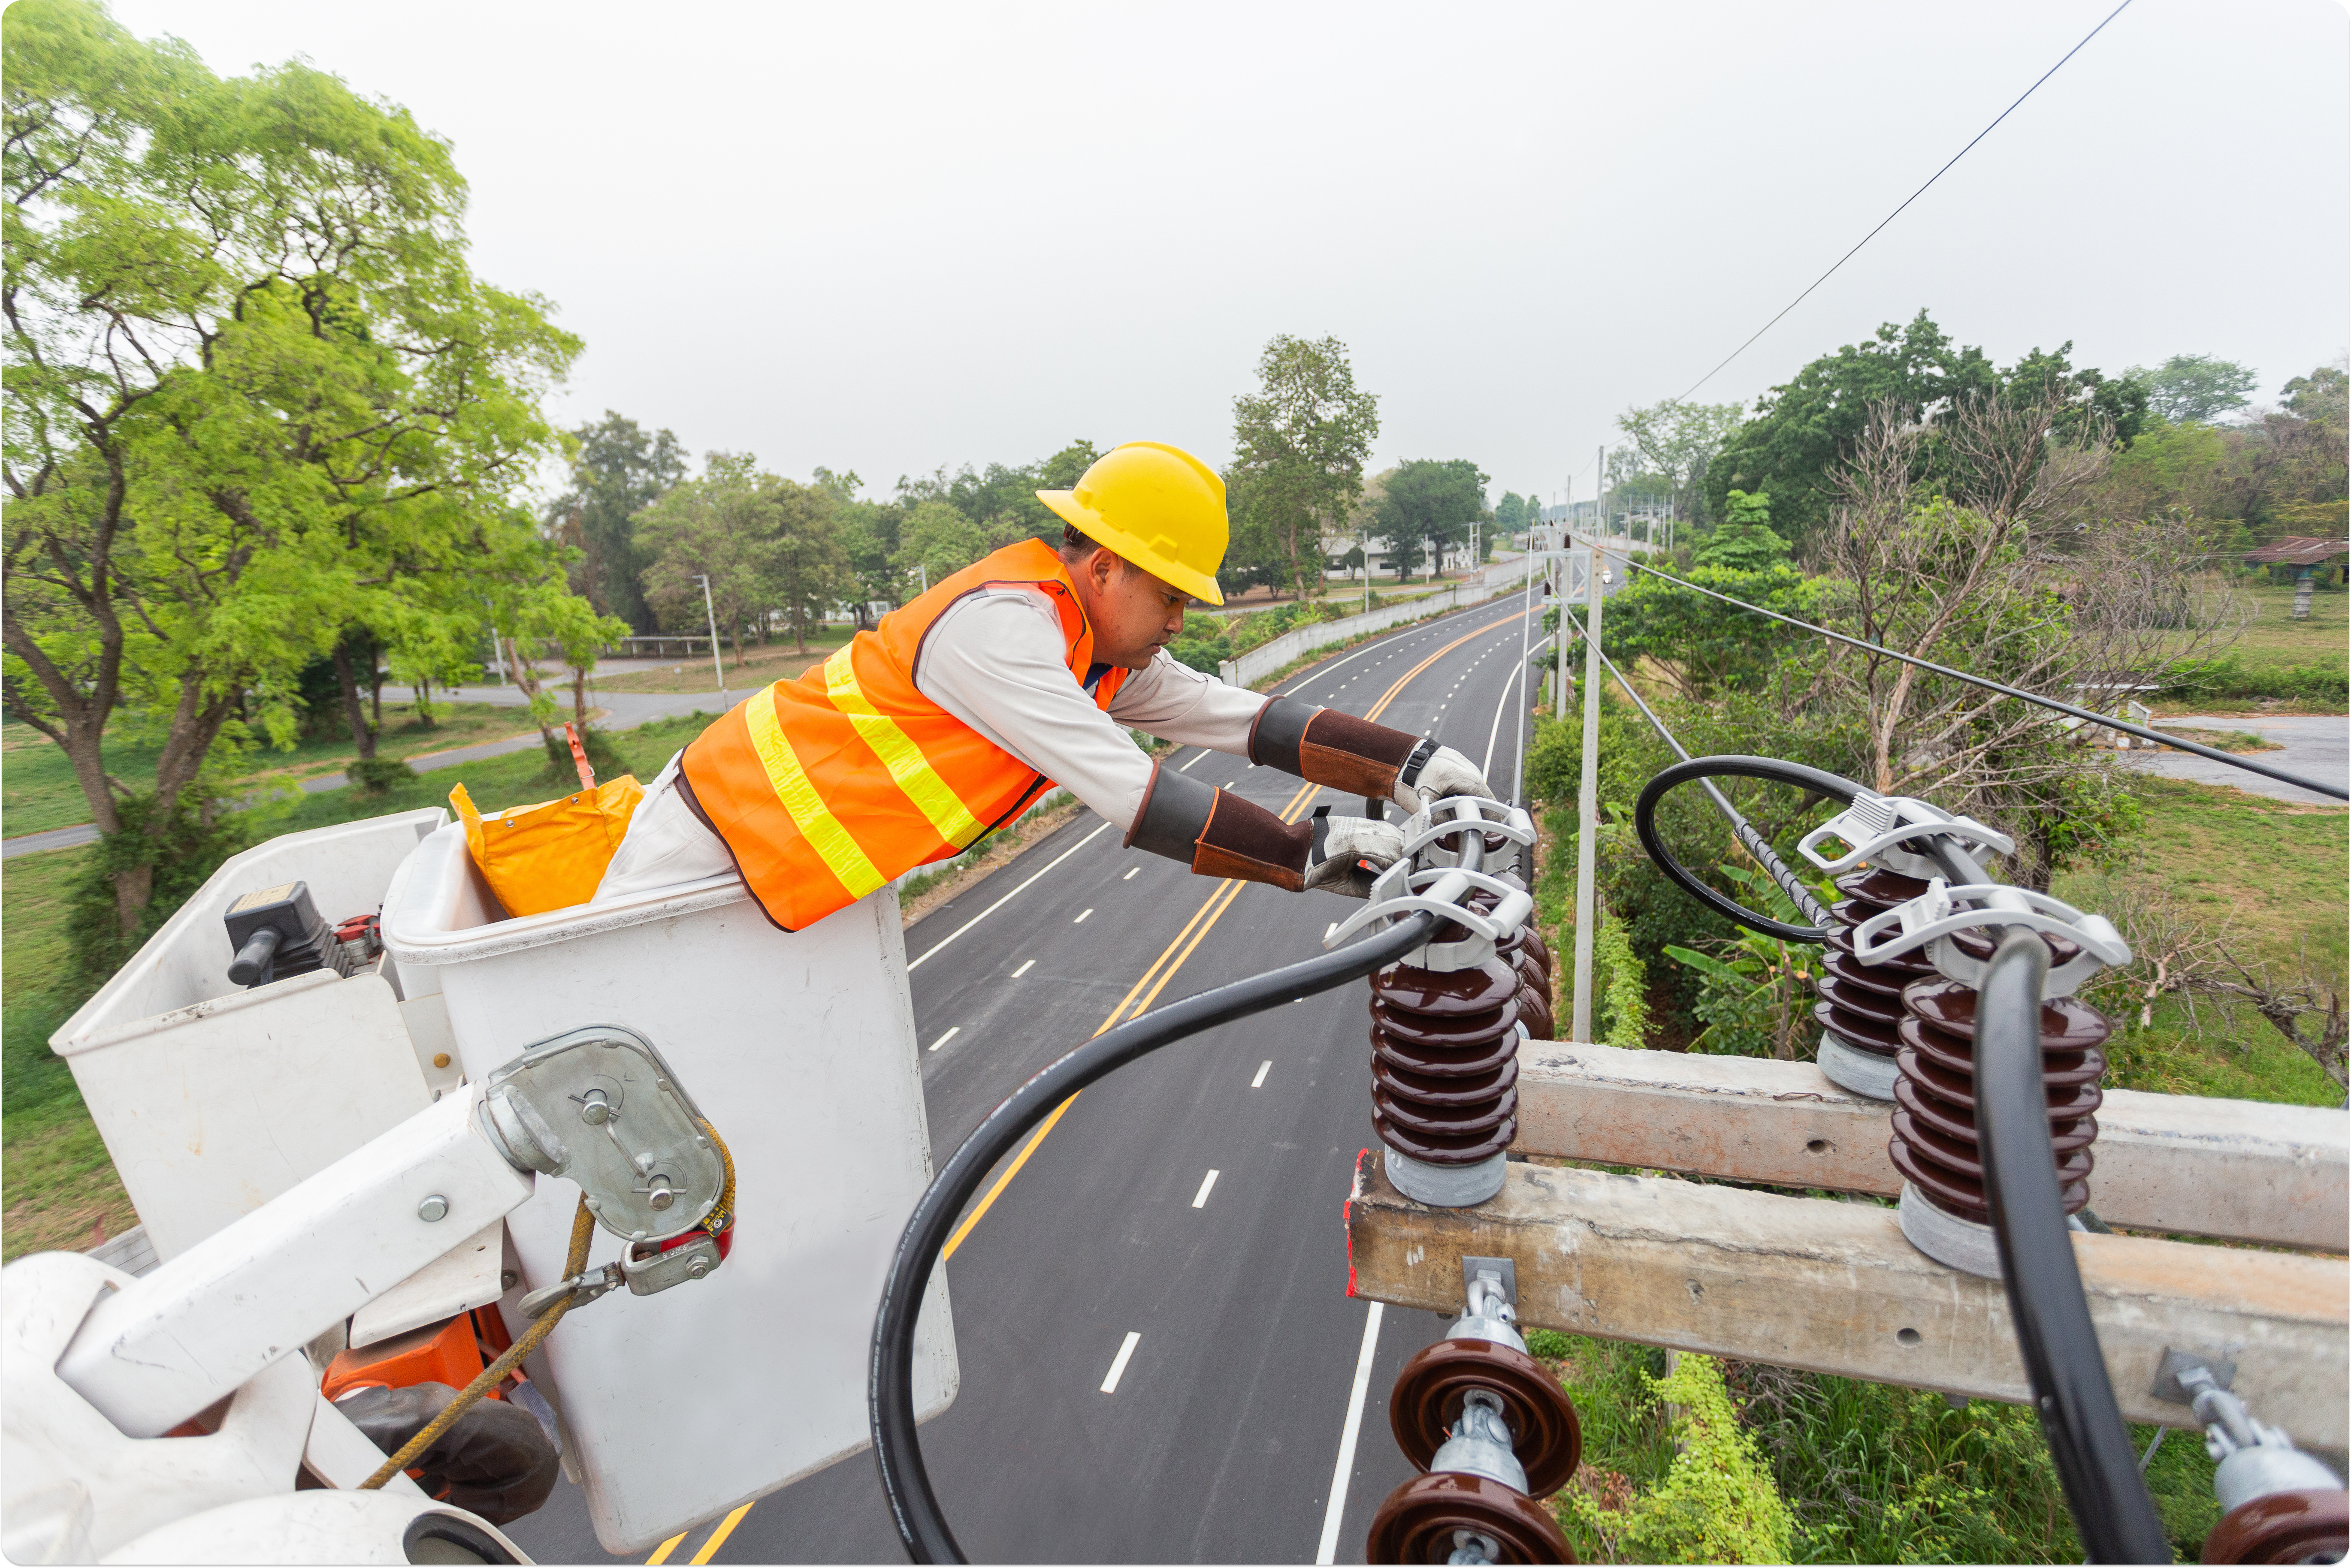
[1599,550,2348,803]
[1561,608,1835,932]
[1631,755,1861,943]
[870,832,1487,1562]
[1967,920,2173,1564]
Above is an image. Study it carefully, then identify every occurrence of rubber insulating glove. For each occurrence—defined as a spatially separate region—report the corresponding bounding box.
[1393,743,1499,816]
[1302,807,1406,898]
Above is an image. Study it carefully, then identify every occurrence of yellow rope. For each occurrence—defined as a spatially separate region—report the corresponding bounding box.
[699,1119,736,1236]
[360,1195,593,1491]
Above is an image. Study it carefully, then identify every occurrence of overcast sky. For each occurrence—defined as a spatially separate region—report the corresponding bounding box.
[109,0,2351,506]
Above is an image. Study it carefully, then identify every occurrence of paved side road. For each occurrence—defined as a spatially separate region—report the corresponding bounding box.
[2130,714,2349,806]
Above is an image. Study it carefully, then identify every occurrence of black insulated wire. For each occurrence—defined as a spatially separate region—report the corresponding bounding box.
[1971,924,2173,1563]
[1597,551,2347,803]
[870,831,1487,1562]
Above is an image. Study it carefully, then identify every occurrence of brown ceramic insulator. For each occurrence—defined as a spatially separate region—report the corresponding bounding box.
[1387,1339,1582,1499]
[2201,1489,2351,1565]
[1816,869,1940,1060]
[1886,977,2111,1224]
[1370,957,1522,1166]
[1366,1472,1575,1564]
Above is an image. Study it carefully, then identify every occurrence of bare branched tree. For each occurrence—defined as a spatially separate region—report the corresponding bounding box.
[2209,948,2348,1092]
[1812,395,2245,886]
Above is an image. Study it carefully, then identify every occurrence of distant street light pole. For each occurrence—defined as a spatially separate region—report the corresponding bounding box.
[695,574,728,705]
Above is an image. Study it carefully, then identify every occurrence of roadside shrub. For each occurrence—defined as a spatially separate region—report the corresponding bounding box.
[1602,1355,1795,1565]
[65,795,247,996]
[347,757,417,796]
[539,725,635,786]
[2159,654,2347,705]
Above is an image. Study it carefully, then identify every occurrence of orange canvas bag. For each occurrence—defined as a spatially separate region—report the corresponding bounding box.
[449,774,644,917]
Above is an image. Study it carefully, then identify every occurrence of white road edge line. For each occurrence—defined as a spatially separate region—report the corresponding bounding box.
[1315,1300,1386,1565]
[1179,749,1209,771]
[928,1027,959,1053]
[1251,1061,1271,1088]
[908,820,1112,970]
[1483,633,1550,782]
[1191,1170,1219,1208]
[1010,958,1035,978]
[1101,1331,1142,1393]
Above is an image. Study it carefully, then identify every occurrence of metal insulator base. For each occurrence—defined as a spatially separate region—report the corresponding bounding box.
[1896,1180,2005,1278]
[1887,979,2107,1227]
[1817,1031,1901,1101]
[1386,1148,1510,1208]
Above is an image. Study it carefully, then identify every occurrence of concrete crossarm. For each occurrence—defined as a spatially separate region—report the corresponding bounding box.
[1514,1042,2348,1252]
[1343,1153,2350,1449]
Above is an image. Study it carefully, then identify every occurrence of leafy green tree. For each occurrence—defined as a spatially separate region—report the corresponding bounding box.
[891,499,1001,592]
[1493,492,1541,537]
[1375,458,1489,579]
[2,0,578,938]
[2281,362,2348,424]
[546,411,687,633]
[1614,398,1744,524]
[894,439,1099,548]
[1702,310,2146,545]
[2121,354,2259,425]
[638,453,777,669]
[767,478,848,654]
[1692,490,1791,570]
[1229,335,1380,597]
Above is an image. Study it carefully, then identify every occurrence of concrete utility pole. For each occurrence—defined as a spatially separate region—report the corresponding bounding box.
[1555,480,1570,725]
[1571,445,1605,1043]
[695,574,728,705]
[1514,528,1534,805]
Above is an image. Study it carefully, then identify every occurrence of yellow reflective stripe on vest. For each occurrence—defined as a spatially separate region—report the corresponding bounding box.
[743,686,885,900]
[823,648,988,851]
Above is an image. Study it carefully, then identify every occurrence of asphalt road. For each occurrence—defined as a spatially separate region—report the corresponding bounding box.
[505,588,1557,1566]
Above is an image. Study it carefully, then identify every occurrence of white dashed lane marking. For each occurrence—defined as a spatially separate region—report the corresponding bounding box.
[1101,1332,1142,1393]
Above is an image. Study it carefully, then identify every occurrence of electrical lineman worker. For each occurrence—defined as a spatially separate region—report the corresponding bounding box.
[594,440,1500,926]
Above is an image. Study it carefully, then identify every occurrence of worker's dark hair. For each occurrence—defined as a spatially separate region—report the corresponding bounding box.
[1059,522,1092,556]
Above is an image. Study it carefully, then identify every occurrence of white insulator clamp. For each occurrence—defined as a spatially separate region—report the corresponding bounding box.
[1325,799,1537,973]
[1798,789,2016,880]
[1851,879,2130,998]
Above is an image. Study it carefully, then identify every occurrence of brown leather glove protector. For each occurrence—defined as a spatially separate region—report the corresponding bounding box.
[1127,761,1309,892]
[1248,697,1434,803]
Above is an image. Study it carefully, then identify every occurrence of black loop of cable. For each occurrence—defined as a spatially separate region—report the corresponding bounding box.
[870,829,1489,1562]
[1631,756,1859,944]
[1560,605,1837,933]
[1598,550,2345,802]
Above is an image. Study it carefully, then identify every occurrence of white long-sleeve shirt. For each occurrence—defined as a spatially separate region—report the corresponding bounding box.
[595,587,1266,903]
[914,584,1268,830]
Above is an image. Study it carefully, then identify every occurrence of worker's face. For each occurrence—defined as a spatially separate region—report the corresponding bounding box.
[1073,546,1188,669]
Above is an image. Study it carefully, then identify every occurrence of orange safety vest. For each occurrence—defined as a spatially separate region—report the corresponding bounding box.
[680,539,1130,931]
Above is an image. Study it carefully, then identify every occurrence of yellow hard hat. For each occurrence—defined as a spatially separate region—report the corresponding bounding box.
[1037,441,1228,606]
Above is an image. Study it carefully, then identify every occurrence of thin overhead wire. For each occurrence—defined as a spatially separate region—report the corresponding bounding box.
[1597,549,2348,802]
[1674,0,2134,402]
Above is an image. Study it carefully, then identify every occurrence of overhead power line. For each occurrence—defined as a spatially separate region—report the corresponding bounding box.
[1675,0,2134,403]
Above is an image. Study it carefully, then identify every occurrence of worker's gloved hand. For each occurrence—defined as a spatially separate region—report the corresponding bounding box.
[1303,807,1405,898]
[1393,742,1498,817]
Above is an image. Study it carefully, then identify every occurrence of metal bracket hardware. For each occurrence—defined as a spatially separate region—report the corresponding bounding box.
[477,1025,725,1245]
[1798,790,2015,880]
[1852,879,2129,997]
[623,1234,722,1296]
[2151,1347,2236,1405]
[1325,800,1538,972]
[1460,1256,1518,1316]
[519,1262,623,1320]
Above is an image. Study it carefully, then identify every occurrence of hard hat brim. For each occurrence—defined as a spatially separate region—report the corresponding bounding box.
[1037,489,1226,606]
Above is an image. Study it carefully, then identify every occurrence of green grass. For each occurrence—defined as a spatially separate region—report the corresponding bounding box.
[2227,580,2348,677]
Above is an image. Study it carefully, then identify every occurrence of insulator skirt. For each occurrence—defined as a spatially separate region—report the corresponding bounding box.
[1369,955,1523,1167]
[1887,977,2110,1224]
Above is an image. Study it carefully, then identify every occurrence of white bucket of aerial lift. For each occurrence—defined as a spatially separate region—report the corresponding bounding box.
[381,821,957,1555]
[45,809,454,1263]
[1851,878,2129,998]
[1797,789,2015,881]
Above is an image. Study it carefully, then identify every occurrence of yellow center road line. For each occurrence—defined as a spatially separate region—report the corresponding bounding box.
[940,781,1318,1260]
[647,1532,688,1565]
[686,1503,754,1565]
[1364,610,1529,725]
